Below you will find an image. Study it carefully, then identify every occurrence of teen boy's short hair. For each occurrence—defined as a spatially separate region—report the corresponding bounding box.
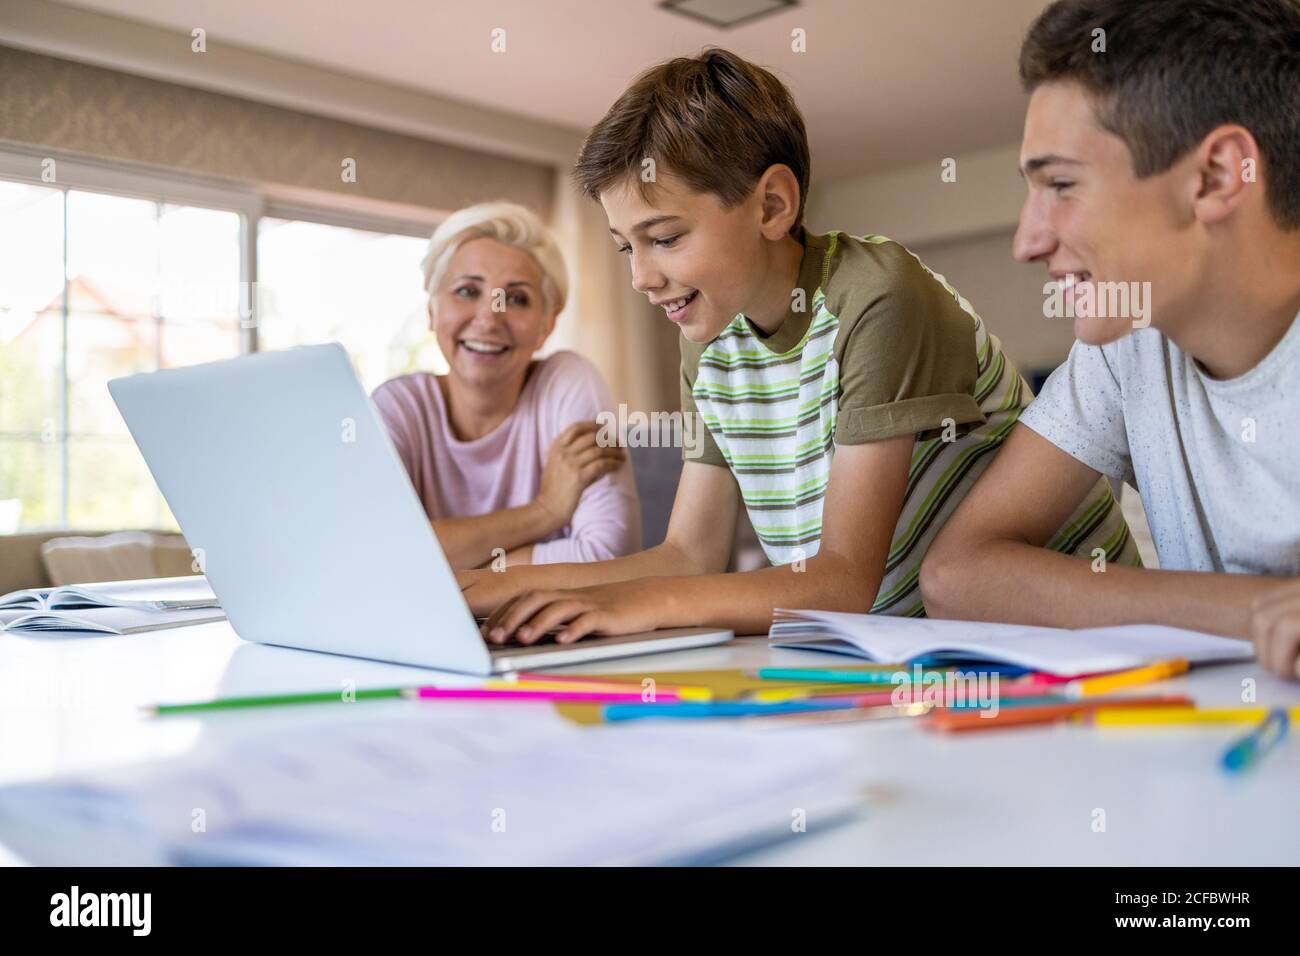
[573,47,810,235]
[1020,0,1300,229]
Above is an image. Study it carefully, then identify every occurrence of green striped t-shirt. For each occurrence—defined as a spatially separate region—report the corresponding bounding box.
[680,229,1140,616]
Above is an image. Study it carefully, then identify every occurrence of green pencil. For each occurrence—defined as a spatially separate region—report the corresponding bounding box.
[147,687,405,716]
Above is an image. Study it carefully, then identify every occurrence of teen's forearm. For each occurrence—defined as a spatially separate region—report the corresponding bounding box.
[925,540,1287,638]
[647,553,880,636]
[433,501,556,570]
[495,539,713,590]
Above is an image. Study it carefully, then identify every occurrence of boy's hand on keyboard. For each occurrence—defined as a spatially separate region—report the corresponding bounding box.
[457,567,537,617]
[482,579,664,646]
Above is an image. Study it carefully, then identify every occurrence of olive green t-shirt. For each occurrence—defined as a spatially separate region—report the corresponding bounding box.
[680,229,1139,616]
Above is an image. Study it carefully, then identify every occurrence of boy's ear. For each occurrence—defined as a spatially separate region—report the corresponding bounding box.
[757,164,802,239]
[1191,124,1259,227]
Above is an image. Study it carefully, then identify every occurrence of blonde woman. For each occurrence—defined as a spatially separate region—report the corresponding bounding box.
[372,202,640,570]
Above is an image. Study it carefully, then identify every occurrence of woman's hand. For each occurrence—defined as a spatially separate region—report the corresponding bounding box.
[482,579,668,645]
[535,421,625,532]
[1249,580,1300,680]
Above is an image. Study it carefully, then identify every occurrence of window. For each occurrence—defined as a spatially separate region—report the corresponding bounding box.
[0,151,441,535]
[0,181,64,532]
[256,217,442,394]
[1,181,242,532]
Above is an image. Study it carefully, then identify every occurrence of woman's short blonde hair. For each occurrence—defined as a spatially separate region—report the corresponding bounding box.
[420,201,569,316]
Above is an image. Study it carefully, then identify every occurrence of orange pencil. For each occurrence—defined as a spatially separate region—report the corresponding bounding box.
[927,694,1195,733]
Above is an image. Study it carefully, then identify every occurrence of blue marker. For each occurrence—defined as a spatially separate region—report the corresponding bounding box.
[602,700,856,722]
[1221,708,1289,774]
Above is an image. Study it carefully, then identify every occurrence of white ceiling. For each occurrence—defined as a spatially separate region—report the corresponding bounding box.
[50,0,1050,182]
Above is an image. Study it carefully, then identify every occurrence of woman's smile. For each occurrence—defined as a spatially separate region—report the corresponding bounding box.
[458,337,512,357]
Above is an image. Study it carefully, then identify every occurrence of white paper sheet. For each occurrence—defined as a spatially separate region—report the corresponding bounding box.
[0,705,867,866]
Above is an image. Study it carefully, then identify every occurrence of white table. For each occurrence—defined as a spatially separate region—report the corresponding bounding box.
[2,621,1297,865]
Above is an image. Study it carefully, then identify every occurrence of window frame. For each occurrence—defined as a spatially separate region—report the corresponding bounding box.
[0,145,441,531]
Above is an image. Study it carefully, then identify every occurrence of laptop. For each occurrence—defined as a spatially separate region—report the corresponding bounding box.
[108,343,732,675]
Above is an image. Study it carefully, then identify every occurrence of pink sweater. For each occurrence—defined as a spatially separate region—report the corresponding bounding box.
[371,350,641,564]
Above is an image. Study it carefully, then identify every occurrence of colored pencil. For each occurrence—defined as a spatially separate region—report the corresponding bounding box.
[1064,659,1189,698]
[1093,705,1300,726]
[928,694,1195,733]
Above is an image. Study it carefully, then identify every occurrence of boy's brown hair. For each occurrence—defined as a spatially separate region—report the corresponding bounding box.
[1021,0,1300,229]
[573,48,810,235]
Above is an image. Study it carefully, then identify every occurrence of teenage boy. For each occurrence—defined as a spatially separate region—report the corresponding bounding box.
[461,48,1135,643]
[922,0,1300,679]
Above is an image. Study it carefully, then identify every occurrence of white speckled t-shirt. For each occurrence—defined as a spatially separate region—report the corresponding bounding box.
[1019,312,1300,576]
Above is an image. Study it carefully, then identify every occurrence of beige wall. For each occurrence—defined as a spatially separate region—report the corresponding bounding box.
[807,144,1025,247]
[0,45,556,218]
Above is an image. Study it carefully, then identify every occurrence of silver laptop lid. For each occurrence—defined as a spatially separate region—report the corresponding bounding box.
[109,343,491,674]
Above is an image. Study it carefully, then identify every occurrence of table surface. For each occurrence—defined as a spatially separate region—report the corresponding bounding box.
[2,621,1297,866]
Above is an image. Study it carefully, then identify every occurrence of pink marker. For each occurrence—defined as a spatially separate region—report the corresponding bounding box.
[402,687,676,703]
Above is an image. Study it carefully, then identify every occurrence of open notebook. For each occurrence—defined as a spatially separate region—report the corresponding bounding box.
[0,576,223,635]
[769,609,1255,677]
[0,575,217,611]
[0,606,226,636]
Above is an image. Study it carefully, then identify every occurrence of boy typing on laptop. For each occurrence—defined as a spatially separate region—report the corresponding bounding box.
[460,48,1135,644]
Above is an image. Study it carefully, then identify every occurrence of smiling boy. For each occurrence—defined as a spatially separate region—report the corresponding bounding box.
[460,47,1135,643]
[922,0,1300,678]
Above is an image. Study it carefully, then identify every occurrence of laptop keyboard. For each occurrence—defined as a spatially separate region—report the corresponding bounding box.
[475,617,561,648]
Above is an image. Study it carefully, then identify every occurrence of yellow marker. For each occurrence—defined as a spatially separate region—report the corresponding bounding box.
[488,678,713,702]
[1094,706,1300,726]
[750,684,890,703]
[1066,658,1189,698]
